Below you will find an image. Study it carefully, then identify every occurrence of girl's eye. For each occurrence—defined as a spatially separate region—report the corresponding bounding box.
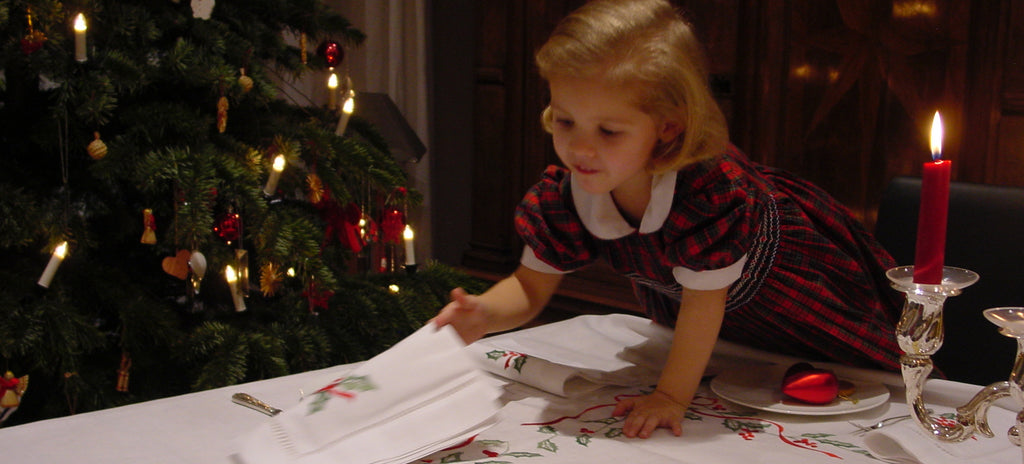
[554,118,573,128]
[599,127,620,136]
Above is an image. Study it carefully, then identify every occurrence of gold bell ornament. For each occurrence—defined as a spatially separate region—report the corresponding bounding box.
[87,132,108,160]
[141,209,157,244]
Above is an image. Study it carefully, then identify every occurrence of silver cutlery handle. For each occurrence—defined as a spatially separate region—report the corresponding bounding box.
[232,392,283,416]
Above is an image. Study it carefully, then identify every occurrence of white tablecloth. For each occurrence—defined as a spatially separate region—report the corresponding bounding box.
[1,314,1020,464]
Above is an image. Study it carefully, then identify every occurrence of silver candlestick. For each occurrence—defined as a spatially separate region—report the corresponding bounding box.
[888,266,1022,460]
[981,307,1024,447]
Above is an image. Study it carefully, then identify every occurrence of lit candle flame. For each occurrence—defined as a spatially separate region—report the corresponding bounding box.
[328,73,338,89]
[403,225,414,240]
[74,13,87,32]
[225,264,237,283]
[930,111,943,161]
[272,154,286,172]
[342,92,355,114]
[53,241,68,258]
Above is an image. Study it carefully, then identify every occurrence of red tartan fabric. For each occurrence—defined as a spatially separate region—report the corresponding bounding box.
[514,145,904,372]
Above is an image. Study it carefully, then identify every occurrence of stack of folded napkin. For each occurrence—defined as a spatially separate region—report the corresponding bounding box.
[468,313,673,396]
[232,324,503,464]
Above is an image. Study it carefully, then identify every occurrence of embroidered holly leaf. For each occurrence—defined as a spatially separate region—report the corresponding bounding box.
[505,452,544,458]
[339,375,377,392]
[537,438,558,453]
[585,417,621,425]
[605,428,623,438]
[576,434,591,447]
[306,394,329,414]
[722,418,770,433]
[486,350,506,360]
[538,425,557,434]
[440,452,463,463]
[801,433,863,451]
[685,411,702,421]
[477,439,507,447]
[511,355,527,373]
[475,461,512,464]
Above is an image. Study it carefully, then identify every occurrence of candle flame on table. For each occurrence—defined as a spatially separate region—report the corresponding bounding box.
[74,13,87,32]
[930,111,943,161]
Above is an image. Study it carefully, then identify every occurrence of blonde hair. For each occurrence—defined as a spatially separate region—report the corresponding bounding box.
[535,0,728,173]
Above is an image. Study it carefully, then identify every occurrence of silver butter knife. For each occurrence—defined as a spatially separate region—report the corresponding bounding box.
[232,392,283,416]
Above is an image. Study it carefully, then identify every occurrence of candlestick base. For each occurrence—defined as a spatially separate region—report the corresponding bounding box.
[981,307,1024,449]
[889,267,1023,461]
[888,266,982,442]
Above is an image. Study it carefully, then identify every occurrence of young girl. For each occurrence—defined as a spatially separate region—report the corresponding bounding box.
[433,0,903,439]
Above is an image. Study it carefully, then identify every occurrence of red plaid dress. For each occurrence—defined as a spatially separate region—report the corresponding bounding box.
[515,145,903,371]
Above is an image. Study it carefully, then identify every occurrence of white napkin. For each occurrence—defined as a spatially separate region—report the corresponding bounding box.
[861,378,1021,464]
[468,314,673,396]
[864,419,1021,464]
[232,324,503,464]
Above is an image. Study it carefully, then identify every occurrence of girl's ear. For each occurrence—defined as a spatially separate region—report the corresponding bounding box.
[658,118,685,143]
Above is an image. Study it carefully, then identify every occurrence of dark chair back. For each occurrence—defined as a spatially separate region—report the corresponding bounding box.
[874,176,1024,385]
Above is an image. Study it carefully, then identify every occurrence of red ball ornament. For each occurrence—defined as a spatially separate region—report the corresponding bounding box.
[20,30,46,55]
[316,40,344,68]
[213,212,242,243]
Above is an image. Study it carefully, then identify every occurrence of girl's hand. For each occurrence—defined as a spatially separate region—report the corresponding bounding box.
[431,287,490,344]
[612,390,685,438]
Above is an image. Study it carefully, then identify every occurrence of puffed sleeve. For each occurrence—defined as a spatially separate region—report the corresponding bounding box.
[663,162,757,289]
[514,166,598,272]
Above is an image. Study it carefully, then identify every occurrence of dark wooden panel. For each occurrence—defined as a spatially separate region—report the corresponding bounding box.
[464,0,522,273]
[464,0,580,274]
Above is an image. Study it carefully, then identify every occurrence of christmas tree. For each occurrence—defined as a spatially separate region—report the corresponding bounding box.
[0,0,483,425]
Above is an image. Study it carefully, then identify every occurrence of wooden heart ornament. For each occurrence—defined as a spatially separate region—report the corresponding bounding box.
[780,362,838,404]
[162,249,191,280]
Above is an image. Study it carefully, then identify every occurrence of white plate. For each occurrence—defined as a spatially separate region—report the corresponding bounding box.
[709,364,890,415]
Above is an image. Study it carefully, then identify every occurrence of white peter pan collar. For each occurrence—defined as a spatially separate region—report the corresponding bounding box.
[571,170,677,239]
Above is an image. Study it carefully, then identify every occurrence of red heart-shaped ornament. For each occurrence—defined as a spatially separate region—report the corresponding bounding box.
[781,365,838,404]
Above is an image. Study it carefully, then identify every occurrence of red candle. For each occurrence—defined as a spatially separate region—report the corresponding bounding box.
[913,112,950,284]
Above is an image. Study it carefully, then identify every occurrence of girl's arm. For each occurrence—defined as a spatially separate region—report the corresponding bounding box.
[614,286,728,438]
[433,265,564,344]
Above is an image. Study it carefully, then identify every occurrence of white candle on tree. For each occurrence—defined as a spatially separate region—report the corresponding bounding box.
[263,154,286,196]
[403,225,416,265]
[335,90,354,135]
[225,265,246,312]
[327,73,338,110]
[74,13,87,62]
[38,241,68,288]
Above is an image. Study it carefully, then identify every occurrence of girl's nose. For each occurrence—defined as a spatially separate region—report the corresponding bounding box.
[567,134,596,158]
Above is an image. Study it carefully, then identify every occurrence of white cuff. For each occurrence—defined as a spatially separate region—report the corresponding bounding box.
[672,255,747,290]
[520,246,569,274]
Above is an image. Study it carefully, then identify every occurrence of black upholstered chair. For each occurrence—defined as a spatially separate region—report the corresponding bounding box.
[874,176,1024,386]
